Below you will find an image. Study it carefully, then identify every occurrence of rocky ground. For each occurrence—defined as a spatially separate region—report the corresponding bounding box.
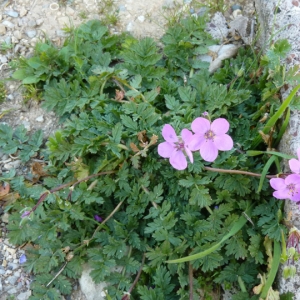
[0,0,255,299]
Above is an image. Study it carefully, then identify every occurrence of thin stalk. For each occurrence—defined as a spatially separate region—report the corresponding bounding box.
[203,166,277,179]
[189,262,193,300]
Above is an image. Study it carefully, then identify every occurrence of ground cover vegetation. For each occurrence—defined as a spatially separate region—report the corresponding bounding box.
[2,13,300,299]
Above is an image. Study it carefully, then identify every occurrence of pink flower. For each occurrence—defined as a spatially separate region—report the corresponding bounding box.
[158,124,194,170]
[188,117,233,162]
[289,148,300,174]
[270,174,300,201]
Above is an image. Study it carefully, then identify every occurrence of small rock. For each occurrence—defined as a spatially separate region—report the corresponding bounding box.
[36,18,44,26]
[35,115,44,122]
[65,6,75,15]
[17,291,32,300]
[4,10,19,18]
[0,55,8,63]
[126,22,133,32]
[4,160,21,170]
[0,279,2,292]
[7,261,19,270]
[25,30,37,38]
[2,260,7,267]
[137,15,145,22]
[119,5,126,11]
[13,30,22,40]
[1,213,9,223]
[2,20,15,29]
[19,7,28,17]
[7,275,18,285]
[0,24,6,35]
[58,16,71,27]
[27,19,37,27]
[56,30,68,37]
[7,286,17,294]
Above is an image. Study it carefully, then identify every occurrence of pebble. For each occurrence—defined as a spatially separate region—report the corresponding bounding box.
[25,30,37,38]
[2,20,15,29]
[13,30,22,40]
[137,15,145,22]
[19,7,28,17]
[0,24,6,35]
[35,115,44,122]
[36,18,44,26]
[4,10,19,18]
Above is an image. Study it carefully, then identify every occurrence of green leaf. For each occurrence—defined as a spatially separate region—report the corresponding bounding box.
[166,213,249,263]
[120,115,138,130]
[22,76,40,84]
[111,123,123,144]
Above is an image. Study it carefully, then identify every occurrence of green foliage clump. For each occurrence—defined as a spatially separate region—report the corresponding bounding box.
[6,17,297,299]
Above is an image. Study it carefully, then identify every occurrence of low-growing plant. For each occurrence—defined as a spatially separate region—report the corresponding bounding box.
[5,16,300,300]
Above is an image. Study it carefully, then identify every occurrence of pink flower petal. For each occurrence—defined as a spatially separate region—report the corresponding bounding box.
[158,142,174,158]
[170,150,187,170]
[289,159,300,174]
[181,129,193,143]
[285,174,300,185]
[270,178,286,191]
[214,134,233,151]
[211,118,230,135]
[162,124,178,143]
[290,190,300,201]
[191,117,210,134]
[184,146,194,163]
[273,189,289,199]
[200,140,218,162]
[188,134,205,151]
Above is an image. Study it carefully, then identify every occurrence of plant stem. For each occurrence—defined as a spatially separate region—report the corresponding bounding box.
[203,166,277,178]
[189,262,193,300]
[122,254,146,300]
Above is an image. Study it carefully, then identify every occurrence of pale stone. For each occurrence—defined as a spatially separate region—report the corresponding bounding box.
[57,16,71,27]
[19,7,28,17]
[0,24,6,35]
[137,15,145,22]
[13,30,22,40]
[79,264,107,300]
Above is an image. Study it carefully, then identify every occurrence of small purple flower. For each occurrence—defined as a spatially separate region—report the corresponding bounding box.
[270,174,300,201]
[21,211,31,218]
[188,117,233,162]
[94,215,103,222]
[289,148,300,174]
[158,124,194,170]
[202,111,209,117]
[19,254,27,264]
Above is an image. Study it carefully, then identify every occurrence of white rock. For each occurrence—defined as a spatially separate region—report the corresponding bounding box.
[2,20,14,29]
[0,24,6,35]
[65,7,75,15]
[57,16,71,27]
[13,30,22,40]
[35,115,44,122]
[36,19,44,26]
[137,15,145,22]
[126,22,133,32]
[4,10,19,18]
[25,30,37,38]
[1,213,9,223]
[17,291,32,300]
[0,55,8,63]
[19,7,28,18]
[79,264,107,300]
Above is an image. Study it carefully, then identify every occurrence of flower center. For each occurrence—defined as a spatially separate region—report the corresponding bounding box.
[204,130,215,141]
[175,138,185,150]
[288,183,297,196]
